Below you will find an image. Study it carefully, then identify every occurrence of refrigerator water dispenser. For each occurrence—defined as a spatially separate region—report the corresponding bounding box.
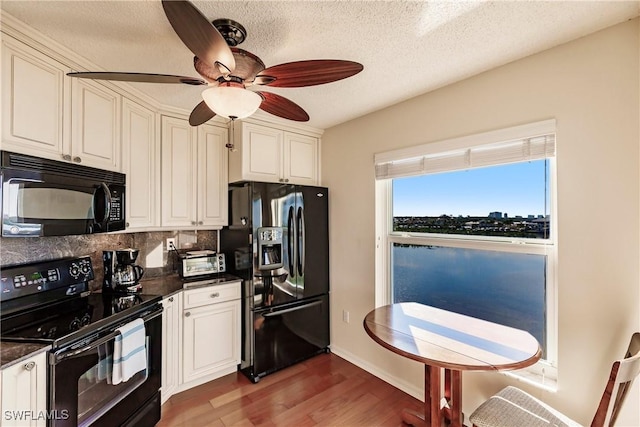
[257,227,283,270]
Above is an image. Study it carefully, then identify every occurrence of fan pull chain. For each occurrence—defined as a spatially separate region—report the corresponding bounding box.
[226,118,238,151]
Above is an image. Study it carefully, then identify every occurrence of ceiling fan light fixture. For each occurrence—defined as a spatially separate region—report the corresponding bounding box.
[202,83,262,119]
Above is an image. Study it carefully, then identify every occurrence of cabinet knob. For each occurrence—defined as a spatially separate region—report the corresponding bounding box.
[191,221,196,226]
[198,221,203,225]
[185,311,191,317]
[23,361,36,371]
[73,156,82,163]
[168,296,174,302]
[285,179,289,183]
[211,292,220,298]
[62,154,72,161]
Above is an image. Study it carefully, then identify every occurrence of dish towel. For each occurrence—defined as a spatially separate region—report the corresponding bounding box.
[112,318,147,385]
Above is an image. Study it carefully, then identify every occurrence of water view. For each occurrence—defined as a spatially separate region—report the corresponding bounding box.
[392,244,546,354]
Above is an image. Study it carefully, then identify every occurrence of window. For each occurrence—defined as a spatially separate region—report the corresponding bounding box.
[375,120,557,385]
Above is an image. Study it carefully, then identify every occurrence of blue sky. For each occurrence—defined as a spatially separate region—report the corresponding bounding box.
[392,160,549,217]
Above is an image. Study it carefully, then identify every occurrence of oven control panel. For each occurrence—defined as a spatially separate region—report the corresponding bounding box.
[0,256,94,302]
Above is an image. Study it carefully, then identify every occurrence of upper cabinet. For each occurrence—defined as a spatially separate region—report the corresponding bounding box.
[229,120,319,185]
[161,116,228,229]
[197,124,229,226]
[123,99,159,229]
[70,78,121,171]
[1,35,122,171]
[1,36,68,159]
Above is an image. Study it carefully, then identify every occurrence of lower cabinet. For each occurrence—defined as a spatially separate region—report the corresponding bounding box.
[182,282,241,386]
[0,351,47,427]
[161,280,241,403]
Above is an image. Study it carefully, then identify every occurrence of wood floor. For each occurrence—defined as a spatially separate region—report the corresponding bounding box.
[157,353,423,427]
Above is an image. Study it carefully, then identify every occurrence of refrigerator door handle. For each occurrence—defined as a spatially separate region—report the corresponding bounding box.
[287,206,296,278]
[261,298,323,317]
[297,207,305,276]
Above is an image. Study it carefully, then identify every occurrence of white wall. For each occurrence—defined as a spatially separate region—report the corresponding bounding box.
[322,18,640,425]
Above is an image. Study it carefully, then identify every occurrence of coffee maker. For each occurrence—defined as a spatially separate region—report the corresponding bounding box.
[103,249,145,293]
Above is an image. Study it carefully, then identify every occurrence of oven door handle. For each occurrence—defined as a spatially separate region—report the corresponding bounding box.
[51,308,162,364]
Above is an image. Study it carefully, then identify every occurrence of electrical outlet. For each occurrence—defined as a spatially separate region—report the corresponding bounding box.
[166,238,176,251]
[342,310,350,323]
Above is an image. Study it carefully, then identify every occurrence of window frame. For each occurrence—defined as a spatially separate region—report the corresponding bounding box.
[374,121,558,388]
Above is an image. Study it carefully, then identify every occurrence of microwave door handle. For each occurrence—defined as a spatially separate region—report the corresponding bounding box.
[101,182,112,223]
[93,182,112,228]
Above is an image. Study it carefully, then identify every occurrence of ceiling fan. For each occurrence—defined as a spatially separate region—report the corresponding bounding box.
[67,0,364,126]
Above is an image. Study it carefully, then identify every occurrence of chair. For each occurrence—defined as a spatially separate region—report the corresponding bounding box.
[469,333,640,427]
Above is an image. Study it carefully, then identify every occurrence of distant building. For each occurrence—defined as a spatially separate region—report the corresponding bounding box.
[489,211,502,219]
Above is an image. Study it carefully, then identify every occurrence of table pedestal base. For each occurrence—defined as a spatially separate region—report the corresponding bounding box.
[401,365,463,427]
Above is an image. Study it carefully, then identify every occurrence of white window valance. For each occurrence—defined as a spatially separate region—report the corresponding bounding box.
[374,119,556,180]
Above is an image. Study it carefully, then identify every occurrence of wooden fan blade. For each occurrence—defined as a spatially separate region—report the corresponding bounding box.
[189,101,216,126]
[257,92,309,122]
[255,60,363,88]
[162,0,235,72]
[67,72,206,85]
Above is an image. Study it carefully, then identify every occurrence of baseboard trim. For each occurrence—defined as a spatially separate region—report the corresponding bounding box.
[330,345,423,402]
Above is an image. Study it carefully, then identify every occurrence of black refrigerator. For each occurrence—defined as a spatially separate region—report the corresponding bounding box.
[220,181,330,383]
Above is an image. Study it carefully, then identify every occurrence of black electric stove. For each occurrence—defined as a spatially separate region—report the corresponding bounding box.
[0,256,163,427]
[1,291,161,349]
[0,256,161,349]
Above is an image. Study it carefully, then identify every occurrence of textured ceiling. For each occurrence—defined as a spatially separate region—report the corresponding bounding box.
[2,1,639,130]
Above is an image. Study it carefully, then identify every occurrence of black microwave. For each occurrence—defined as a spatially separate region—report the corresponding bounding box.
[0,151,126,237]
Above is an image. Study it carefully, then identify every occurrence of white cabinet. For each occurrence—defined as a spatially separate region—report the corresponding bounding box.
[161,116,228,228]
[182,282,241,386]
[1,35,69,159]
[197,125,229,226]
[283,132,318,185]
[0,351,47,427]
[161,293,181,404]
[229,121,319,185]
[1,35,122,171]
[123,99,160,229]
[70,78,121,171]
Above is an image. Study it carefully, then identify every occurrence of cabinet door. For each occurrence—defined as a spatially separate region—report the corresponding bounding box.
[1,352,47,427]
[197,124,228,227]
[71,78,121,171]
[123,99,159,229]
[161,116,197,227]
[182,300,240,384]
[161,293,181,404]
[1,36,68,159]
[284,132,318,185]
[241,123,283,183]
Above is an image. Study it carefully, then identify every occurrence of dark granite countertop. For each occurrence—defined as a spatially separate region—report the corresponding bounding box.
[140,273,242,299]
[1,342,50,369]
[0,273,241,368]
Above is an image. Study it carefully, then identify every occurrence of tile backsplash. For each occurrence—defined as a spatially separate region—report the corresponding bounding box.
[0,230,217,291]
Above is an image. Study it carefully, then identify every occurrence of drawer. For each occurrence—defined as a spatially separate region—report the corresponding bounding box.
[183,281,241,309]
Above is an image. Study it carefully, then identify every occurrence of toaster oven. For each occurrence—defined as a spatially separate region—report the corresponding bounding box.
[179,251,226,278]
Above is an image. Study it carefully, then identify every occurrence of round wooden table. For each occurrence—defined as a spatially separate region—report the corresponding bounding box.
[363,302,541,427]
